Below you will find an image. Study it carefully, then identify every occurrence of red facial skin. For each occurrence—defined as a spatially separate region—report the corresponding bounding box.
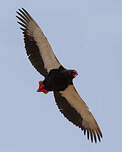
[72,72,78,78]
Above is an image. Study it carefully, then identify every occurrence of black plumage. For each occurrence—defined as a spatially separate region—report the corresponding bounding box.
[43,67,78,91]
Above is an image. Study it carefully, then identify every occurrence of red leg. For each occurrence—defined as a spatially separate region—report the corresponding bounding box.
[37,81,48,94]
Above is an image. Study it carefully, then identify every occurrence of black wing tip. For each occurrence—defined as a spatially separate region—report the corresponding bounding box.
[16,8,32,24]
[18,8,27,14]
[16,8,28,31]
[16,8,24,14]
[16,8,28,17]
[17,21,26,28]
[100,131,103,138]
[22,8,27,12]
[16,8,26,12]
[83,128,103,143]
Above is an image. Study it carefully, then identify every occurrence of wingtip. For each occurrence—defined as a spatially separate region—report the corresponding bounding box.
[22,8,26,11]
[83,128,102,143]
[100,131,103,138]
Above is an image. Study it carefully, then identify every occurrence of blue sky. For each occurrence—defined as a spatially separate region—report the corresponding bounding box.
[0,0,122,151]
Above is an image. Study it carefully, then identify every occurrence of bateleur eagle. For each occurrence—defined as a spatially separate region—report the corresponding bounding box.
[16,8,102,143]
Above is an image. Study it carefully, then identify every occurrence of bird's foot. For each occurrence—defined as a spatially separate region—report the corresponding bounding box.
[37,81,48,94]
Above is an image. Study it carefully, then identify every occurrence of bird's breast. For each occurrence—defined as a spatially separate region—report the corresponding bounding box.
[44,71,72,91]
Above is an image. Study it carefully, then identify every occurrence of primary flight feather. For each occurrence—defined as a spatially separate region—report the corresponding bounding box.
[16,8,102,143]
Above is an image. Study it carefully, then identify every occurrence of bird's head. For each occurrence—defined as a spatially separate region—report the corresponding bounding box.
[71,70,78,78]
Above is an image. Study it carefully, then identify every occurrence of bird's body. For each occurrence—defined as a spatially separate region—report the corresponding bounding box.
[43,66,77,91]
[16,8,102,143]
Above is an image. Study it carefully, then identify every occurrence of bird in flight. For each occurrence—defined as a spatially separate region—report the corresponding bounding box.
[16,8,102,143]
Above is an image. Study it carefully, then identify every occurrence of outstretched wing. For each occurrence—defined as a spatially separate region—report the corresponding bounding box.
[16,8,61,77]
[54,85,102,143]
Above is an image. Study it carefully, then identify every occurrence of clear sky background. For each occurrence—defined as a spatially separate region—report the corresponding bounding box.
[0,0,122,151]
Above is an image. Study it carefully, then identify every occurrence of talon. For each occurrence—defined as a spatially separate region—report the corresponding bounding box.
[37,81,48,94]
[41,89,48,94]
